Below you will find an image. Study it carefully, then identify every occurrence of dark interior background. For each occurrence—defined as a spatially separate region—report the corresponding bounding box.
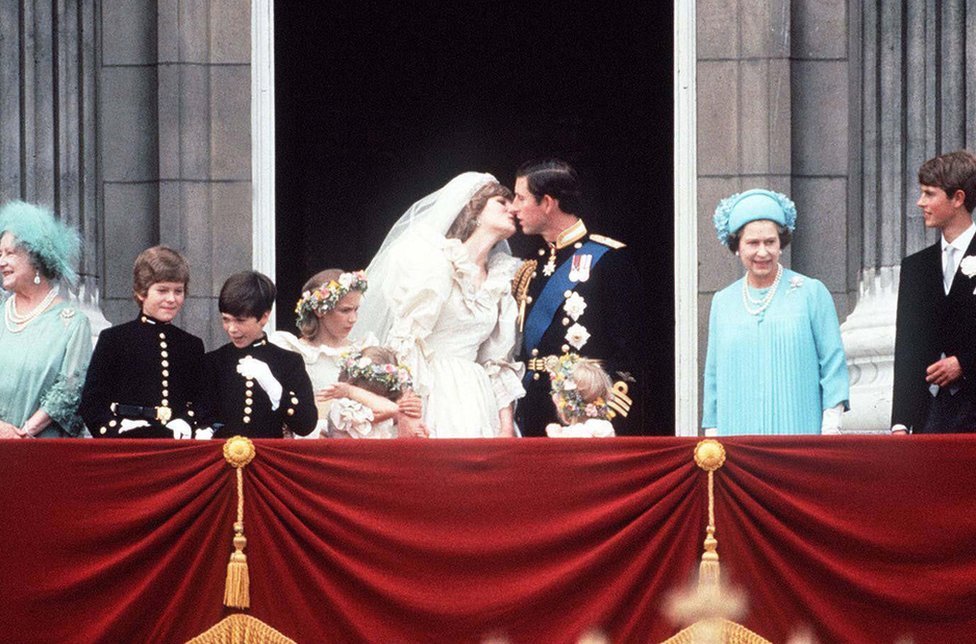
[275,3,674,434]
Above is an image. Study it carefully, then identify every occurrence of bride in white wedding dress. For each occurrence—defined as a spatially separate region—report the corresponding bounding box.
[354,172,525,437]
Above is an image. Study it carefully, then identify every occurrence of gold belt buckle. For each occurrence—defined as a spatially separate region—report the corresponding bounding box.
[156,406,173,425]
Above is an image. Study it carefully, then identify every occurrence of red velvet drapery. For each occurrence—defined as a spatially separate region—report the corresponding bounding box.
[0,437,974,643]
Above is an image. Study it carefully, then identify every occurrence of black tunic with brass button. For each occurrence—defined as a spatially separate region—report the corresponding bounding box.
[80,315,213,438]
[515,224,645,436]
[207,336,317,439]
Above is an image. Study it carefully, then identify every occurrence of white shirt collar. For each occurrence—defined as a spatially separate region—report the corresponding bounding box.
[942,222,976,253]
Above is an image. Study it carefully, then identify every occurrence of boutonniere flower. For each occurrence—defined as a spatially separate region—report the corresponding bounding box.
[563,292,587,321]
[788,276,804,292]
[960,255,976,278]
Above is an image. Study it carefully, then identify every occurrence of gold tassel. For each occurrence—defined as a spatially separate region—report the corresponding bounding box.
[223,437,256,609]
[694,440,727,592]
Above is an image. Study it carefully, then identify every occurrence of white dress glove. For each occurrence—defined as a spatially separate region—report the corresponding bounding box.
[166,418,192,440]
[236,356,283,410]
[820,404,844,434]
[194,427,214,440]
[119,419,150,434]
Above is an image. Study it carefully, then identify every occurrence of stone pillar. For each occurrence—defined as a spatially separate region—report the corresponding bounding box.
[0,0,108,338]
[100,0,252,348]
[841,0,975,431]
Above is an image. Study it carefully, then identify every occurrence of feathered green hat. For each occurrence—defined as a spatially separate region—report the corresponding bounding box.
[0,200,80,285]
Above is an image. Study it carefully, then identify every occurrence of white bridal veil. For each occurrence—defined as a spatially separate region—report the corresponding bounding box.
[353,171,512,343]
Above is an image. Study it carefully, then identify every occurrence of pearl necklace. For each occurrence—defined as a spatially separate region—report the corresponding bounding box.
[741,264,783,316]
[4,289,58,332]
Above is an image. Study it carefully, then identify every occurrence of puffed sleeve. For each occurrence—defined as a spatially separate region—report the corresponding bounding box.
[476,254,525,409]
[383,231,453,398]
[701,294,720,430]
[808,279,850,411]
[39,310,92,436]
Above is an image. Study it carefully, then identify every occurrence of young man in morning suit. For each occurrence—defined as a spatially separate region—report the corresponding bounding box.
[509,159,644,436]
[892,150,976,434]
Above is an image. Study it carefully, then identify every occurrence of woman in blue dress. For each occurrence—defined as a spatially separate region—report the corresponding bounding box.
[702,189,850,435]
[0,201,91,438]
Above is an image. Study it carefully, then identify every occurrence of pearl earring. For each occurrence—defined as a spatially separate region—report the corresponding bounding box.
[33,270,41,285]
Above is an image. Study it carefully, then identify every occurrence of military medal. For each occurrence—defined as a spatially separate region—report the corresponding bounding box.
[569,254,592,282]
[543,245,557,276]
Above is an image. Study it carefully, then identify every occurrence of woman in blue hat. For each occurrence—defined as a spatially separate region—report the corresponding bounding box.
[702,189,850,435]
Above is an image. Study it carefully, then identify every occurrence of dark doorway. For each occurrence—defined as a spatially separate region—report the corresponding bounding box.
[275,3,674,434]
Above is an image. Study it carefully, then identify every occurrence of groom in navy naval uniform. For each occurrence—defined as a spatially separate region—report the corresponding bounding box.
[892,150,976,434]
[509,159,644,436]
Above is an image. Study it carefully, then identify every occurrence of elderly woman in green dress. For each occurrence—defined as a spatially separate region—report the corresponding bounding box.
[0,201,91,438]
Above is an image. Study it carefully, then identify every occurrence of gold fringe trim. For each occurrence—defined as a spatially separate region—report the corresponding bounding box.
[222,437,256,609]
[186,613,296,644]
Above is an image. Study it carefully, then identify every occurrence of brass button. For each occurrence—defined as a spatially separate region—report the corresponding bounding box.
[160,350,169,358]
[161,400,169,407]
[562,318,570,326]
[574,241,583,249]
[244,407,252,414]
[243,416,251,424]
[158,333,166,339]
[99,427,107,435]
[531,348,539,356]
[564,290,572,298]
[245,381,254,388]
[162,380,169,388]
[162,369,170,377]
[245,398,254,406]
[290,397,299,405]
[109,420,118,427]
[526,296,533,304]
[561,345,570,353]
[162,389,169,398]
[160,341,168,349]
[537,248,546,256]
[287,408,295,416]
[532,373,540,381]
[161,360,169,368]
[532,272,538,278]
[187,410,195,417]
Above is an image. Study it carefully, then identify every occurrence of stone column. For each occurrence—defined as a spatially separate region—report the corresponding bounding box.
[841,0,975,431]
[100,0,252,348]
[0,0,108,338]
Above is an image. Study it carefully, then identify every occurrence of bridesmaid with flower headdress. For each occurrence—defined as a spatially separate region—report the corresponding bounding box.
[270,269,422,437]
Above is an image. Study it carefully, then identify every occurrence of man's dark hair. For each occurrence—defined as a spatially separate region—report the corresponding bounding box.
[515,158,583,214]
[218,270,276,318]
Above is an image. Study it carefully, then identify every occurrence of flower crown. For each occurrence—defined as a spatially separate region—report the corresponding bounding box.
[547,353,611,421]
[295,271,368,324]
[338,349,413,394]
[713,189,797,246]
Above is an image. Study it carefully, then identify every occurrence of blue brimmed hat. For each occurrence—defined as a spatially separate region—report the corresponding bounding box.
[713,189,797,246]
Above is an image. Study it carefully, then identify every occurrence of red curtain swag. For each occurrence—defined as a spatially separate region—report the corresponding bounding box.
[0,437,974,643]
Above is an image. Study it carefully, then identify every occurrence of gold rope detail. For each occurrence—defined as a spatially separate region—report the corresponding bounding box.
[223,436,255,609]
[694,439,726,590]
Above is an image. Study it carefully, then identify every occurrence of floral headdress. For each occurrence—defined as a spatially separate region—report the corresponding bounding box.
[713,189,797,246]
[547,353,611,421]
[339,349,413,394]
[0,200,80,285]
[294,270,368,326]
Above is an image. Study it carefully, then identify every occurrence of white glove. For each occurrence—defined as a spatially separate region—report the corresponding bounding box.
[119,419,150,434]
[703,427,718,437]
[237,356,283,410]
[166,418,192,440]
[820,404,844,435]
[194,427,214,440]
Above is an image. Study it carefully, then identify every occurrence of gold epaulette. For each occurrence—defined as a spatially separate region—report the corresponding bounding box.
[607,381,632,420]
[513,259,538,332]
[589,234,626,249]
